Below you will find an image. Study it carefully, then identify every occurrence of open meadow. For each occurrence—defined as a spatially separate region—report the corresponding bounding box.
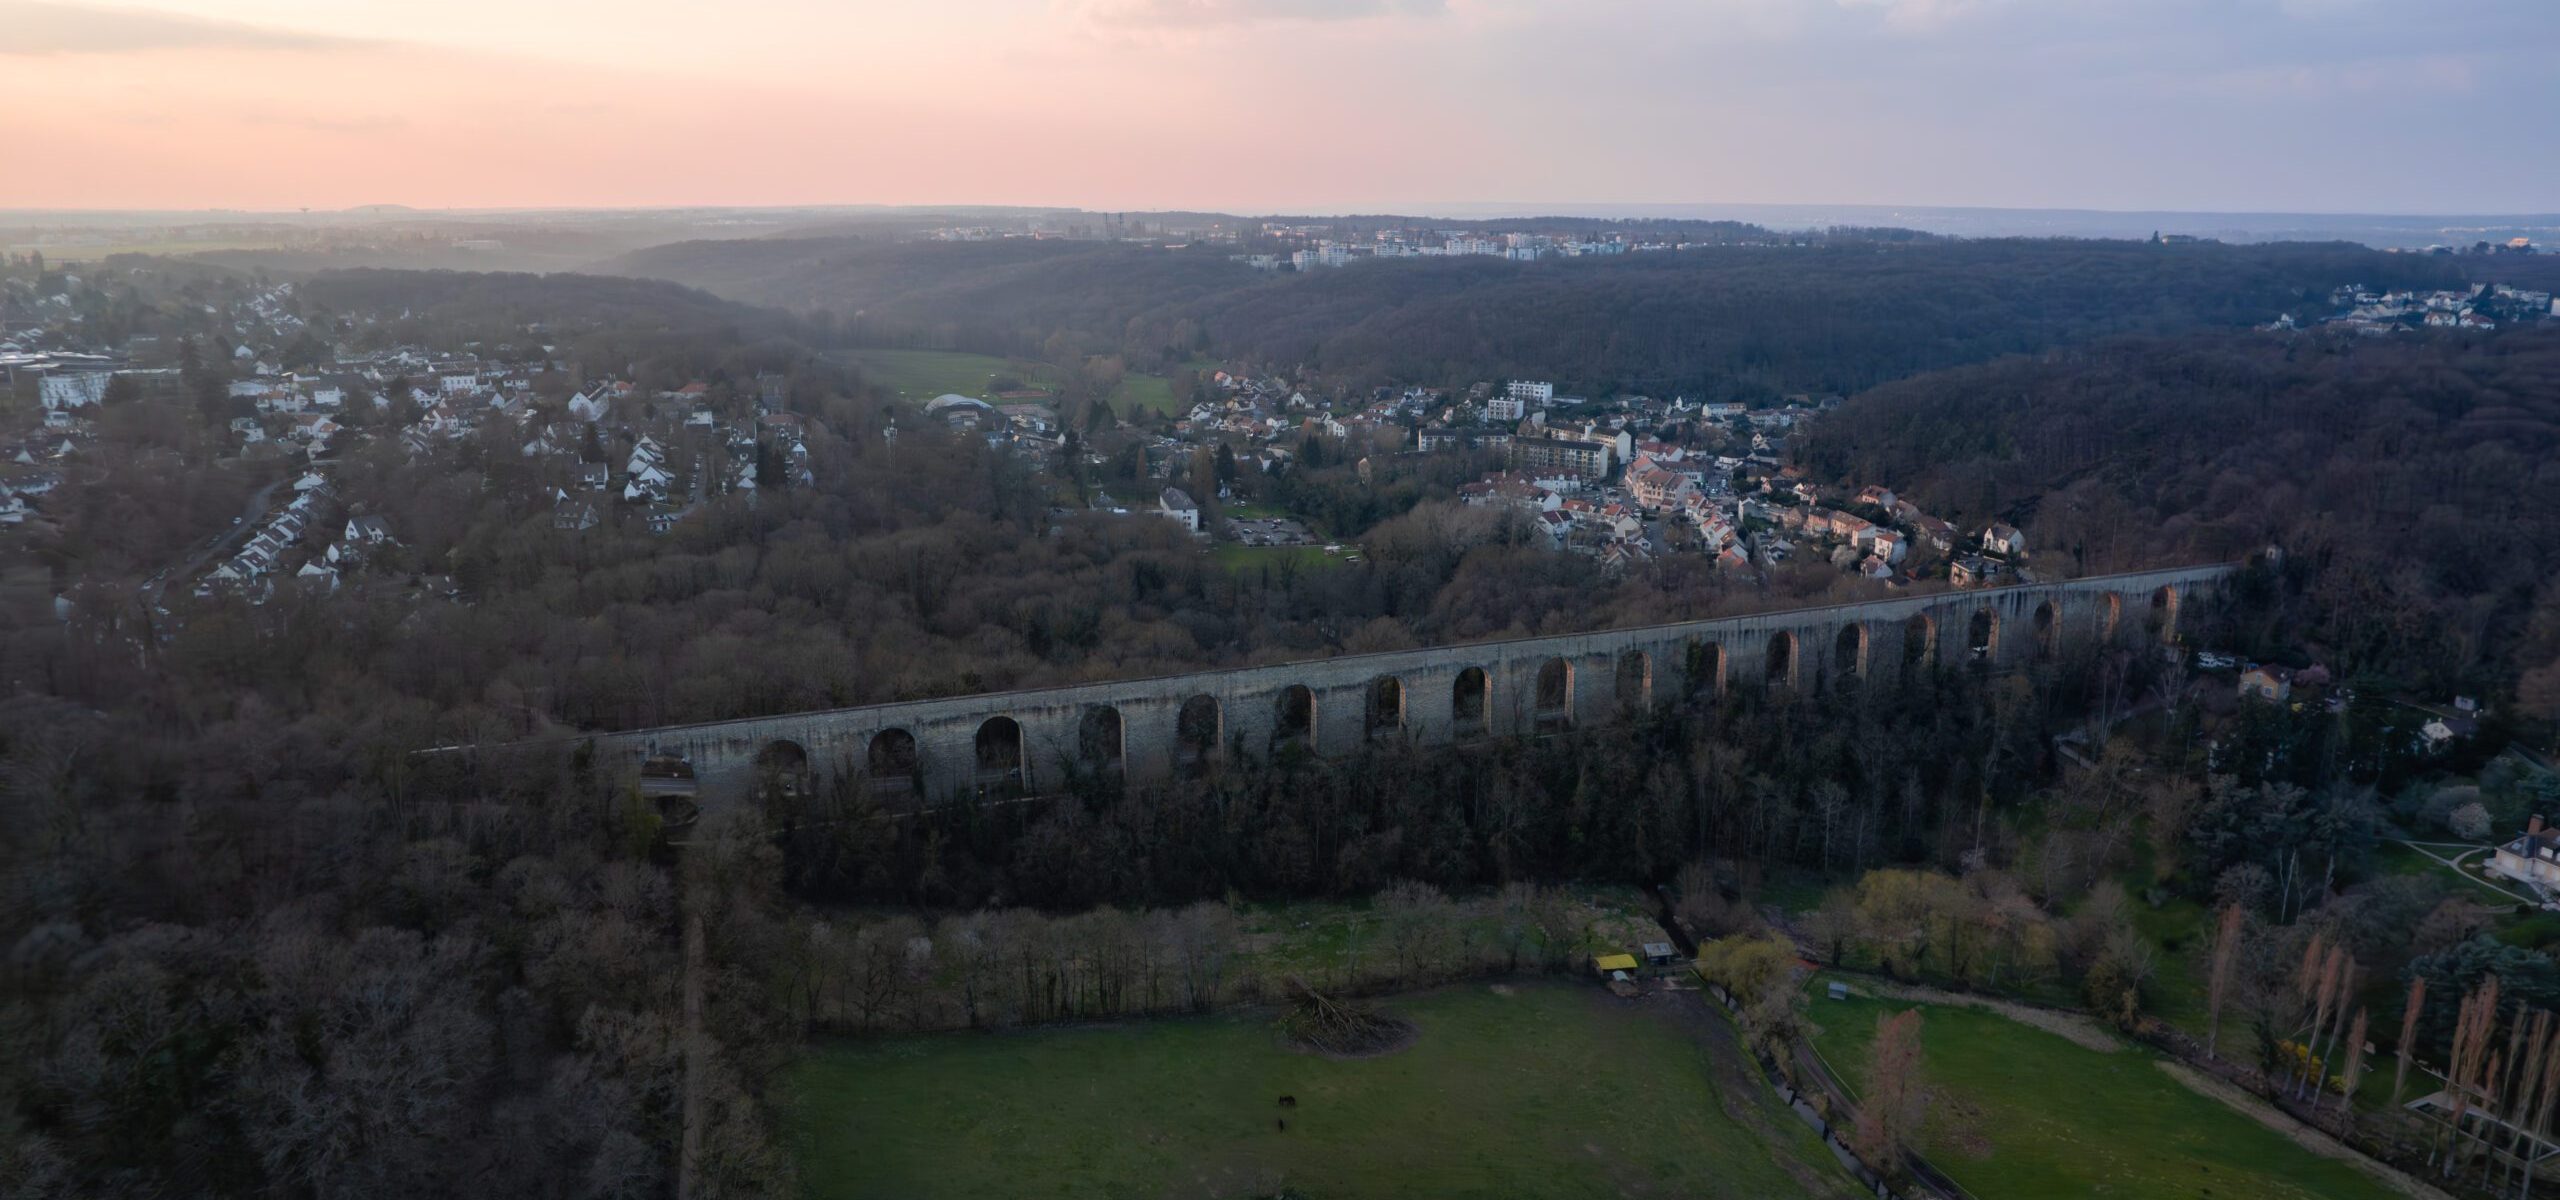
[790,981,1859,1200]
[845,348,1182,417]
[1803,978,2403,1200]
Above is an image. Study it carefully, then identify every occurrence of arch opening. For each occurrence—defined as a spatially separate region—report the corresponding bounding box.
[1615,650,1652,711]
[975,716,1025,795]
[2150,585,2181,644]
[1272,684,1316,750]
[754,740,811,797]
[2032,601,2059,660]
[2103,593,2124,643]
[1078,705,1125,773]
[1902,614,1936,672]
[1534,658,1574,731]
[1365,676,1405,739]
[1176,694,1221,774]
[1968,609,1999,665]
[867,728,919,800]
[1764,632,1796,688]
[1834,624,1868,682]
[1452,667,1490,735]
[1685,639,1724,699]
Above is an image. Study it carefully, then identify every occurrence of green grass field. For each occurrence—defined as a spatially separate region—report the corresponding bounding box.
[1211,543,1348,574]
[846,348,1181,418]
[2375,840,2528,903]
[790,982,1858,1200]
[1804,979,2400,1200]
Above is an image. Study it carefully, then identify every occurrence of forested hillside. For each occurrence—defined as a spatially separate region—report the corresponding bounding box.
[604,235,2475,398]
[1798,327,2560,699]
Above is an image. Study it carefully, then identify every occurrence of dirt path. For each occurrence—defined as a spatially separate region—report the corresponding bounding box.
[1663,992,1864,1200]
[2153,1061,2451,1200]
[1849,979,2125,1054]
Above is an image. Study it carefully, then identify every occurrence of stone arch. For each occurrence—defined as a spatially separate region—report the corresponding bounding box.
[1902,613,1936,672]
[867,728,919,800]
[1534,657,1574,731]
[1615,649,1652,710]
[975,716,1025,793]
[1968,608,1999,665]
[754,740,810,797]
[1272,684,1316,750]
[1833,623,1868,682]
[1077,705,1124,772]
[1365,675,1405,739]
[2032,600,2059,660]
[1176,694,1221,774]
[1764,631,1796,688]
[1452,667,1490,735]
[2150,585,2181,644]
[2103,593,2123,643]
[1685,639,1724,699]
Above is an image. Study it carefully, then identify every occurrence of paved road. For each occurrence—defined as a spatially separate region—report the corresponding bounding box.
[138,472,292,610]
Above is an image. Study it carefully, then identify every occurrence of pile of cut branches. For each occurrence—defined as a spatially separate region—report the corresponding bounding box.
[1278,976,1414,1057]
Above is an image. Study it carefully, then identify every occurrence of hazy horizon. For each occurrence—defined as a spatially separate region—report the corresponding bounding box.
[5,0,2556,214]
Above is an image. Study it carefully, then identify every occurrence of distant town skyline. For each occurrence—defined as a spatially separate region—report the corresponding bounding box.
[5,0,2556,213]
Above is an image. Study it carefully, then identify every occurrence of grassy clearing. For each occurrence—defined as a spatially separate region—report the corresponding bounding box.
[2374,840,2525,903]
[1114,371,1180,418]
[1228,886,1666,988]
[846,348,1179,418]
[789,981,1858,1200]
[1804,977,2401,1200]
[848,348,1057,401]
[1211,543,1348,574]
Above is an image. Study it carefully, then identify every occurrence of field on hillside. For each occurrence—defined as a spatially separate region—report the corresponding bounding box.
[1804,978,2401,1200]
[790,982,1859,1200]
[1211,543,1348,575]
[846,348,1181,417]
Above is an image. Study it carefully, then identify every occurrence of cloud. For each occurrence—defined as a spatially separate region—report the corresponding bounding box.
[2178,52,2479,99]
[1832,0,2001,33]
[1077,0,1445,30]
[1,1,369,56]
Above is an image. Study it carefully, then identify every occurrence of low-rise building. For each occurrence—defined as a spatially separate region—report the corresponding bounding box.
[1159,486,1201,533]
[2492,817,2560,890]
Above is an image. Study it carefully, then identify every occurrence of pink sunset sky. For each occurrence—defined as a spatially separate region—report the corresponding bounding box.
[4,0,2557,213]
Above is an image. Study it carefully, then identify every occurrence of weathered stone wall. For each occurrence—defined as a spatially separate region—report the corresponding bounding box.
[552,563,2232,808]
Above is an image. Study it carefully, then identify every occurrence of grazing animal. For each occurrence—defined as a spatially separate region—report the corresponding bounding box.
[1277,1095,1297,1107]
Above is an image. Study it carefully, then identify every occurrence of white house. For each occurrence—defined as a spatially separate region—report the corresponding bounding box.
[1983,523,2029,557]
[39,372,110,411]
[1159,486,1201,533]
[2492,817,2560,891]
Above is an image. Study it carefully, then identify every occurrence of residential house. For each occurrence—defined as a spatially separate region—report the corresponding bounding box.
[1159,486,1201,533]
[2238,664,2294,703]
[1983,523,2028,557]
[2491,816,2560,889]
[1627,463,1697,511]
[2420,715,2479,752]
[1949,556,1998,589]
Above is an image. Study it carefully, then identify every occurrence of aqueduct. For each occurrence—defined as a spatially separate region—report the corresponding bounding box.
[536,563,2233,809]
